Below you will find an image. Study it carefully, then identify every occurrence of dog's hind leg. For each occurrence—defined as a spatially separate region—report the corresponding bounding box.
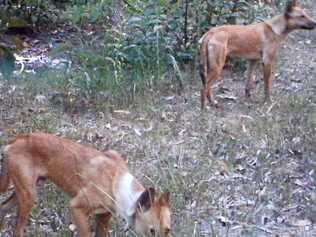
[245,60,259,99]
[204,43,227,107]
[13,175,37,237]
[200,61,208,109]
[204,69,221,106]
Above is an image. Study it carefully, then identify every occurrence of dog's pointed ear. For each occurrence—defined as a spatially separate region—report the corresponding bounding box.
[159,191,170,207]
[285,0,297,13]
[136,187,156,212]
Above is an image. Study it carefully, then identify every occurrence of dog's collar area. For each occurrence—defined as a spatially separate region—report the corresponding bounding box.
[265,16,289,37]
[264,22,280,36]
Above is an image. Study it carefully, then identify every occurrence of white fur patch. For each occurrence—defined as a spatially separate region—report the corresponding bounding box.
[198,34,205,44]
[89,156,106,166]
[2,145,11,155]
[208,37,222,46]
[115,172,143,220]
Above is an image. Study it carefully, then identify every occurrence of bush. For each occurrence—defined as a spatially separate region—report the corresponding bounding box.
[54,1,283,100]
[1,0,289,104]
[0,0,60,30]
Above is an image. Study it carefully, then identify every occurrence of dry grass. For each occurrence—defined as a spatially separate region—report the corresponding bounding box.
[0,3,316,236]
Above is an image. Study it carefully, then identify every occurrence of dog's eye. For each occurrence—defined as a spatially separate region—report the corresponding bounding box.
[300,15,305,18]
[150,228,155,235]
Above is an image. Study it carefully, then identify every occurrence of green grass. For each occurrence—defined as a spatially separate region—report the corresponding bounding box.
[0,1,315,234]
[1,67,315,236]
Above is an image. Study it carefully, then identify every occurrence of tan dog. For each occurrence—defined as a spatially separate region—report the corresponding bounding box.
[199,0,316,109]
[0,133,171,237]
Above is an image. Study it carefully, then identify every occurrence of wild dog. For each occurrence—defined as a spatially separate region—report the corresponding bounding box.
[199,0,316,109]
[0,133,171,237]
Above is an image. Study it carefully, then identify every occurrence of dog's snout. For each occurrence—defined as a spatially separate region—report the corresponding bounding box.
[309,20,316,29]
[302,19,316,30]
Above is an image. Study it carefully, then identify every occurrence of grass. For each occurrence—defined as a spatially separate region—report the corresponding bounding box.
[1,47,316,237]
[0,1,316,235]
[1,65,315,237]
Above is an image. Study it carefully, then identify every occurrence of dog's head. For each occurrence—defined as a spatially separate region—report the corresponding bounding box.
[134,188,171,237]
[284,0,316,30]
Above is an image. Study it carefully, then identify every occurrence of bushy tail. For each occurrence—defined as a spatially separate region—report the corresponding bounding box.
[199,36,211,87]
[0,148,10,193]
[199,45,206,87]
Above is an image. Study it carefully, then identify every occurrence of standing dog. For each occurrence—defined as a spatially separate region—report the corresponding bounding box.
[0,133,171,237]
[199,0,316,109]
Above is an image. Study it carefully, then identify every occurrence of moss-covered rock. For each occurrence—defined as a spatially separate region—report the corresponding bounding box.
[7,17,29,29]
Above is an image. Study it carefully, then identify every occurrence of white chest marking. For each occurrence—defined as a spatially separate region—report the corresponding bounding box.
[116,172,143,220]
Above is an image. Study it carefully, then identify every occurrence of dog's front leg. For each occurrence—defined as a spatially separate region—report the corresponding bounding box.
[95,213,112,237]
[263,62,273,103]
[70,197,93,237]
[245,60,259,99]
[262,47,277,104]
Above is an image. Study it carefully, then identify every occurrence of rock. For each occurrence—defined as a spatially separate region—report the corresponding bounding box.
[50,58,71,70]
[305,40,311,45]
[290,219,312,227]
[34,94,48,105]
[48,91,65,105]
[69,224,76,232]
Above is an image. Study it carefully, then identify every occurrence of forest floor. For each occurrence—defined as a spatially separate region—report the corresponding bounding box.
[0,6,316,237]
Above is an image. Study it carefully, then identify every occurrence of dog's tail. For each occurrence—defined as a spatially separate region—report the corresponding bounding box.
[199,34,211,87]
[0,146,10,194]
[199,46,206,86]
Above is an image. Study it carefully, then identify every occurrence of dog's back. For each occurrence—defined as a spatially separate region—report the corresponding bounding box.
[201,23,269,60]
[1,133,171,237]
[4,133,127,196]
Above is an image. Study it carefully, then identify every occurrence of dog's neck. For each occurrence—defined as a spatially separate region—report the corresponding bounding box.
[266,14,290,37]
[114,172,144,223]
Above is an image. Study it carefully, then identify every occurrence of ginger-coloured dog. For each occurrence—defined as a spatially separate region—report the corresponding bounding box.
[199,0,316,109]
[0,133,171,237]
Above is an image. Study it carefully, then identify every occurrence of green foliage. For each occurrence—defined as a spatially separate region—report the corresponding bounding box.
[0,1,59,29]
[30,113,58,133]
[0,0,289,103]
[55,0,284,101]
[52,3,185,102]
[0,46,15,80]
[64,1,111,25]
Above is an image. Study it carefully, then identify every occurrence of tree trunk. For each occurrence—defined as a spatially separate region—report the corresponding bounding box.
[183,0,189,48]
[111,0,123,28]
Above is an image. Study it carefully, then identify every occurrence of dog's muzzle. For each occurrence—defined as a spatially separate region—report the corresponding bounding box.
[302,21,316,30]
[309,21,316,29]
